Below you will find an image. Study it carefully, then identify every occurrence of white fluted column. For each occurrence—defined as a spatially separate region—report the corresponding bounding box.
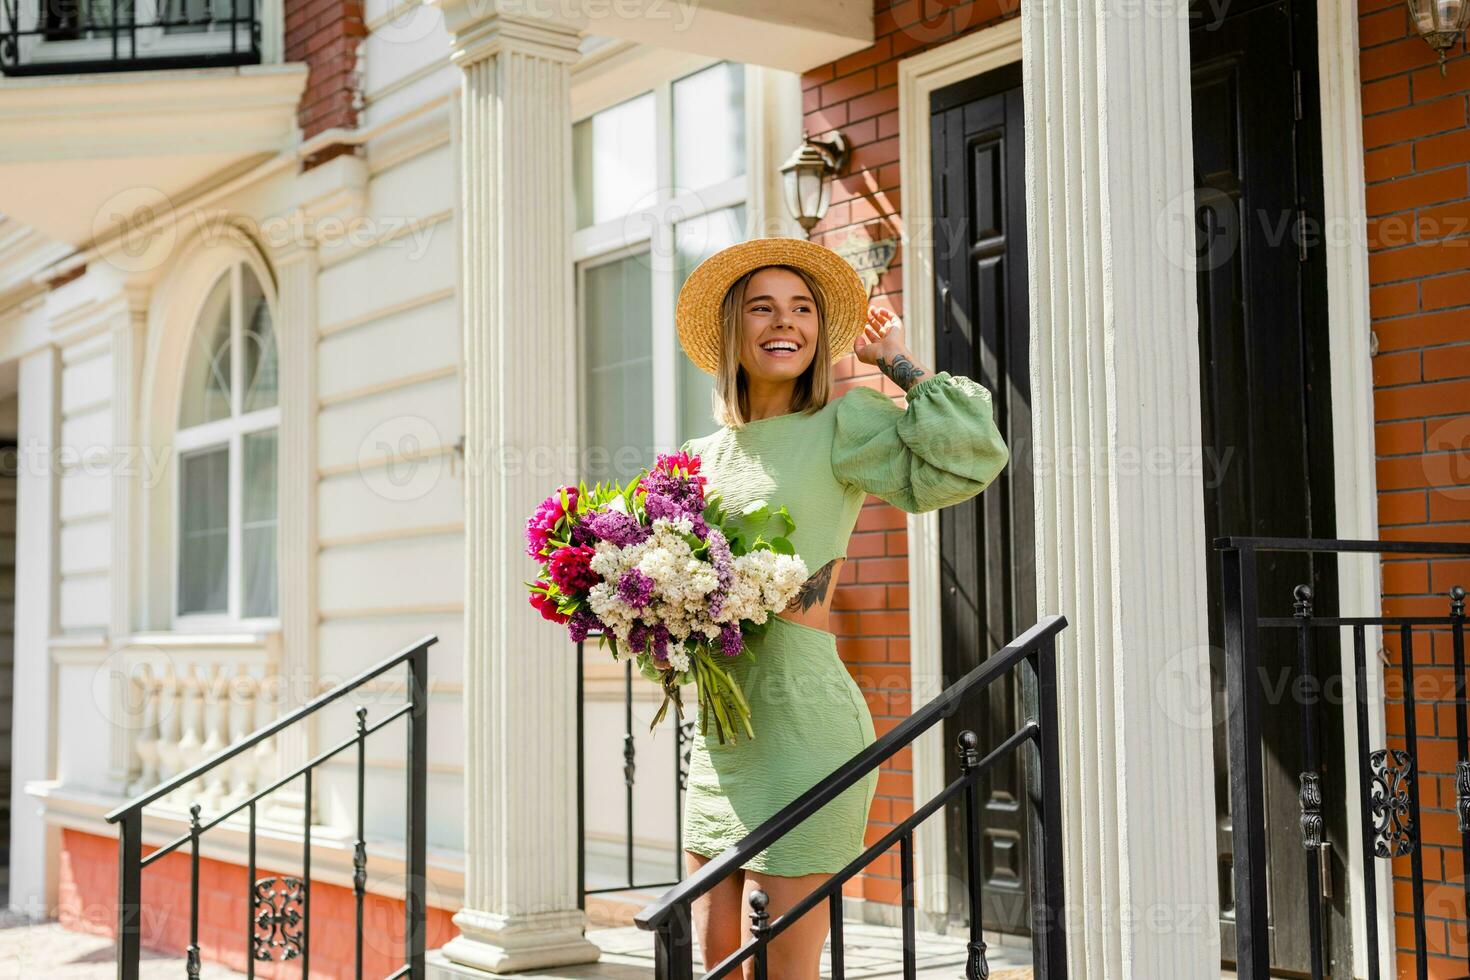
[1021,2,1220,976]
[107,290,146,794]
[271,239,319,810]
[429,6,598,976]
[10,346,59,915]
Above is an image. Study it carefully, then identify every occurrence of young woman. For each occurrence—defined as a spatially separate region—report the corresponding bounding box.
[675,237,1010,979]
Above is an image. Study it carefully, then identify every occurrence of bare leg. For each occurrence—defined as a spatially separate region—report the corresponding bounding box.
[686,850,745,973]
[740,870,833,980]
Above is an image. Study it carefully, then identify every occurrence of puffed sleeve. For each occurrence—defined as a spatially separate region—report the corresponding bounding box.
[831,371,1009,514]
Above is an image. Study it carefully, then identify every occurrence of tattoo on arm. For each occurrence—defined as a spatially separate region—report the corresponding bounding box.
[792,559,838,612]
[876,353,926,391]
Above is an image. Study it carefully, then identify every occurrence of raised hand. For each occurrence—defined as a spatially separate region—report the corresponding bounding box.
[852,306,930,391]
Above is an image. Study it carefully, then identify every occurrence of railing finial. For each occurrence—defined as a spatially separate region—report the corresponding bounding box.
[956,729,981,772]
[1292,583,1313,618]
[1451,584,1465,618]
[749,888,771,938]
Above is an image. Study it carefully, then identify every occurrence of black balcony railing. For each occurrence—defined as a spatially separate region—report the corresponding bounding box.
[105,634,436,980]
[634,614,1070,980]
[0,0,260,75]
[575,635,695,910]
[1219,536,1470,980]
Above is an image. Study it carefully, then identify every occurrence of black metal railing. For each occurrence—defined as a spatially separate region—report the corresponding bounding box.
[105,634,436,980]
[1219,536,1470,980]
[634,615,1069,980]
[575,635,695,909]
[1,0,260,75]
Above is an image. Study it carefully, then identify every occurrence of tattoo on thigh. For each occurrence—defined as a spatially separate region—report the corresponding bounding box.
[876,353,926,390]
[792,559,838,612]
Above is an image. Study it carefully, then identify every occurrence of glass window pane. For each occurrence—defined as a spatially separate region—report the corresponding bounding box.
[242,430,278,618]
[178,272,232,428]
[178,446,229,615]
[673,62,745,190]
[242,267,277,413]
[574,93,656,229]
[582,254,653,482]
[674,205,746,445]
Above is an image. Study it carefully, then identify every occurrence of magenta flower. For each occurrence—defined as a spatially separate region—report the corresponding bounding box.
[528,588,568,624]
[525,486,578,560]
[548,545,598,594]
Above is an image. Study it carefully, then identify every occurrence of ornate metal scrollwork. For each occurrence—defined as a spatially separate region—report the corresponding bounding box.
[352,840,368,897]
[966,938,990,980]
[253,876,306,962]
[1369,749,1415,857]
[1298,772,1323,850]
[677,719,697,792]
[623,732,637,789]
[1457,761,1470,835]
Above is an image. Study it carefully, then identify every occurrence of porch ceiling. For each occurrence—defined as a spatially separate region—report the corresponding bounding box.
[560,0,873,73]
[0,63,307,249]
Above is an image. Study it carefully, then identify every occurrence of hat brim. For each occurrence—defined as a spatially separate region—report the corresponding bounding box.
[675,237,870,376]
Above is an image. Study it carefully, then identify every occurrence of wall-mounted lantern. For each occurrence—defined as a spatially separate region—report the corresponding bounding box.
[1407,0,1469,75]
[779,130,850,233]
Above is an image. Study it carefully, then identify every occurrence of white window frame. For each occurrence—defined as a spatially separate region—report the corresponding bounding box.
[571,53,757,455]
[172,260,280,632]
[3,0,281,69]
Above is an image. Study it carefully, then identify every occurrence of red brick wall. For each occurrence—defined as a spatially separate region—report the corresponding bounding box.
[284,0,366,166]
[801,0,1020,911]
[1362,0,1470,972]
[59,829,457,978]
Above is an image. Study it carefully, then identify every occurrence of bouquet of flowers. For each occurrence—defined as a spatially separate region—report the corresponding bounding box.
[524,451,808,745]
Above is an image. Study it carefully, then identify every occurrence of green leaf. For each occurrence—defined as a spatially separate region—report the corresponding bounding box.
[769,536,795,555]
[773,505,796,536]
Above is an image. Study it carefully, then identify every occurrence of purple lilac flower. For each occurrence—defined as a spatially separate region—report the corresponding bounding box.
[719,622,743,657]
[705,527,733,589]
[567,610,604,644]
[707,591,724,618]
[583,509,648,547]
[616,568,655,608]
[628,622,651,654]
[651,624,671,662]
[640,460,707,522]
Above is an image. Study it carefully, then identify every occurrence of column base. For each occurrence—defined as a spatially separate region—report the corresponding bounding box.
[430,908,601,976]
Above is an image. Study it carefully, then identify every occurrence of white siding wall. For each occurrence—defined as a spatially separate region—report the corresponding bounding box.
[313,104,465,850]
[56,339,112,635]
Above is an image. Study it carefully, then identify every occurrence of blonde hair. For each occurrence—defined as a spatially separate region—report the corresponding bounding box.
[712,264,833,428]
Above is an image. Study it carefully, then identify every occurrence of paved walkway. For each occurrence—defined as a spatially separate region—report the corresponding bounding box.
[2,916,1034,979]
[0,918,241,978]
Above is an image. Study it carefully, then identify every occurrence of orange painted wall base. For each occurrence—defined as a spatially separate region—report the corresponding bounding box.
[57,828,458,978]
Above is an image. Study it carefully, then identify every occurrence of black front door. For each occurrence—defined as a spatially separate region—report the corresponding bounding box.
[1190,0,1346,973]
[930,61,1036,936]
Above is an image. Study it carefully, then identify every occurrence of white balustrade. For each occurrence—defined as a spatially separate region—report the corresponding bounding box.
[116,633,281,817]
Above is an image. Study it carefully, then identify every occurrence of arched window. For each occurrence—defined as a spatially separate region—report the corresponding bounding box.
[174,260,279,622]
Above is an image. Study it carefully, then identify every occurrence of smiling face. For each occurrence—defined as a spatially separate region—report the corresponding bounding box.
[735,266,821,385]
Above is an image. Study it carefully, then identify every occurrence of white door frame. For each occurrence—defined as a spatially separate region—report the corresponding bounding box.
[895,17,1022,928]
[895,8,1387,968]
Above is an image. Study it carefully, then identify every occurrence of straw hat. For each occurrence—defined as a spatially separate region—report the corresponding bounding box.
[675,237,870,376]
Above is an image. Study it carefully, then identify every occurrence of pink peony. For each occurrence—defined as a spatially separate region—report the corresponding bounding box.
[528,588,569,624]
[548,545,598,594]
[525,486,579,559]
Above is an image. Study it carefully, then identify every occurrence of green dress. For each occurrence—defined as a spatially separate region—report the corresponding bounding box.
[678,371,1010,877]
